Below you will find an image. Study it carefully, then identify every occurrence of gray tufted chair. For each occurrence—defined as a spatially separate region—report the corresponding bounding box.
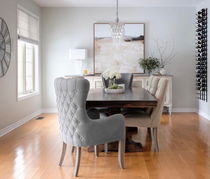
[54,77,125,177]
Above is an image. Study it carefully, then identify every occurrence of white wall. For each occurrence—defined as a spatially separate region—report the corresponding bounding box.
[42,7,196,111]
[197,1,210,120]
[0,0,41,131]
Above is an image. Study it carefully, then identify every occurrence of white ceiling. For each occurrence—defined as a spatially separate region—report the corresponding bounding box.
[33,0,204,7]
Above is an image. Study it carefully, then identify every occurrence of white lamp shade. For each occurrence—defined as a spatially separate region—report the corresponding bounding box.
[69,49,87,60]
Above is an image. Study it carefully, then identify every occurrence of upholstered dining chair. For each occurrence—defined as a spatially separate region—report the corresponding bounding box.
[140,76,160,116]
[54,77,125,177]
[145,75,154,90]
[148,77,160,95]
[125,76,160,117]
[101,73,133,152]
[102,73,133,89]
[144,76,161,115]
[125,78,168,152]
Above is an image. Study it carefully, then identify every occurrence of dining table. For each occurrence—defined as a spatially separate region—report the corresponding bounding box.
[86,87,157,109]
[86,87,158,152]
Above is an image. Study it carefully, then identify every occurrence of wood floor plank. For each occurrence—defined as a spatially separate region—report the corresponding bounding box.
[0,113,210,178]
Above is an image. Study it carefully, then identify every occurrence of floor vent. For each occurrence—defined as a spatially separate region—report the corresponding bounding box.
[36,116,44,120]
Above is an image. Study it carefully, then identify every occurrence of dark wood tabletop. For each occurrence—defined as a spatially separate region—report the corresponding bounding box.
[86,87,157,108]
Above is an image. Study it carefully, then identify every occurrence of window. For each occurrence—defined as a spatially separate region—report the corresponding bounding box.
[17,7,39,100]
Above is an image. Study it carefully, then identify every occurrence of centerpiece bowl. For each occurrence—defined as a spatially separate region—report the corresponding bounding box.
[104,84,125,94]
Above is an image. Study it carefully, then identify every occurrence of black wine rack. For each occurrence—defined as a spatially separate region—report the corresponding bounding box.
[196,8,208,101]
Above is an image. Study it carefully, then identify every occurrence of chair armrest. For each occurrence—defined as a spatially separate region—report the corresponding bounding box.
[81,114,125,146]
[96,114,125,131]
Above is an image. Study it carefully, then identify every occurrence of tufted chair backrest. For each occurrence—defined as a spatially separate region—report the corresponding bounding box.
[151,78,168,127]
[54,77,90,146]
[149,77,160,95]
[102,73,133,89]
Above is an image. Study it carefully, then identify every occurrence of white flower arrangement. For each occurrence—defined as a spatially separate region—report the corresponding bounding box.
[102,70,124,92]
[102,70,121,80]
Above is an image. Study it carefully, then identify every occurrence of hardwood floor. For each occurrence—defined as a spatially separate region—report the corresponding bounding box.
[0,113,210,179]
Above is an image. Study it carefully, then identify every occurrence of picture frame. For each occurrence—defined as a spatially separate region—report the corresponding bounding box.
[93,23,145,74]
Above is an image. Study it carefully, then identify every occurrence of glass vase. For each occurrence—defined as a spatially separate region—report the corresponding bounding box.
[108,78,116,88]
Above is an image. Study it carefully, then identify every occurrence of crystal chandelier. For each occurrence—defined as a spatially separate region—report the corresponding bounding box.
[110,0,124,43]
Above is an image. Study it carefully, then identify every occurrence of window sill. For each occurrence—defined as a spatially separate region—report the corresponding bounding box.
[18,91,40,101]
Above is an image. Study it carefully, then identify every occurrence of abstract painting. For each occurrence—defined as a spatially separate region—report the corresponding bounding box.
[94,23,145,74]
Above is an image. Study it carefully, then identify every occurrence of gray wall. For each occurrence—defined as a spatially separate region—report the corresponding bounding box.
[42,7,196,110]
[0,0,41,130]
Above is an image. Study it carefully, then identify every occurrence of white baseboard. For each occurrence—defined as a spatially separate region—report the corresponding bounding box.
[198,110,210,120]
[0,110,42,137]
[171,108,210,120]
[172,108,197,113]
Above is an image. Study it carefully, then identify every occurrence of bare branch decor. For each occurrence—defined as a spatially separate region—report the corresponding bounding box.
[150,39,175,68]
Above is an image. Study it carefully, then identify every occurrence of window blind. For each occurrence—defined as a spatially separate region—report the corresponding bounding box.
[18,8,39,43]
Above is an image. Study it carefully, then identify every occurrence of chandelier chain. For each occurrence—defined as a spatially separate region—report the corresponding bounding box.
[116,0,119,23]
[110,0,124,42]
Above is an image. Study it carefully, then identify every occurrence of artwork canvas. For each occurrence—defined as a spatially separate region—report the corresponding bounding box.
[94,23,145,74]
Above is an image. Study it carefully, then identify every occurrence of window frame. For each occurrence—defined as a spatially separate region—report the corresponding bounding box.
[17,5,40,101]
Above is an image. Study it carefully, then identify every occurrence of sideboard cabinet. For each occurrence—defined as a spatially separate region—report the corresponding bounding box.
[85,75,173,114]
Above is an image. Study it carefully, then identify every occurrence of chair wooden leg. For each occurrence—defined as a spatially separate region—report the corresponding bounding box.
[94,145,99,157]
[149,127,154,140]
[74,147,81,177]
[59,142,67,166]
[71,146,75,153]
[104,143,108,154]
[153,128,159,152]
[147,128,153,139]
[118,140,125,169]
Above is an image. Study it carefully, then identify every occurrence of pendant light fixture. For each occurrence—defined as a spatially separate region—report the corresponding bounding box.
[110,0,124,43]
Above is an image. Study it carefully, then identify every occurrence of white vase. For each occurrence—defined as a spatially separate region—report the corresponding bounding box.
[159,68,166,75]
